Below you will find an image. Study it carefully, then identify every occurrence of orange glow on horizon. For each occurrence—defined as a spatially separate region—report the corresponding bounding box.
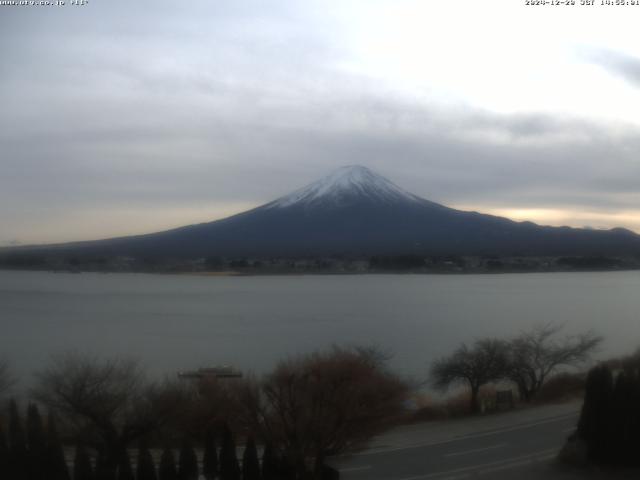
[453,205,640,235]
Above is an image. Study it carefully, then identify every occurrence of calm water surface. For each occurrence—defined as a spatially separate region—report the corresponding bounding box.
[1,270,639,385]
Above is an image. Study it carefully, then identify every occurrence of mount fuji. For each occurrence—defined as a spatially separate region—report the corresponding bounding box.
[6,165,640,259]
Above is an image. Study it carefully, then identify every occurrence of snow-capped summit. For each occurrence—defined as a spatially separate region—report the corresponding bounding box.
[267,165,421,209]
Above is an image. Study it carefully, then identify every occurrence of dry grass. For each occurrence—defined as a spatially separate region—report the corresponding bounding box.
[409,384,510,422]
[535,372,586,404]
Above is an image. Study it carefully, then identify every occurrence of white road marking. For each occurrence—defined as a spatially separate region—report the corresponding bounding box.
[338,465,371,472]
[396,448,557,480]
[562,427,576,433]
[443,443,506,458]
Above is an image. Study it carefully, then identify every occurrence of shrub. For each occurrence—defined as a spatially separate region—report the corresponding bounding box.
[116,450,134,480]
[158,448,178,480]
[202,428,218,480]
[534,372,586,404]
[178,439,198,480]
[242,436,260,480]
[46,412,71,480]
[136,441,157,480]
[219,424,240,480]
[73,446,94,480]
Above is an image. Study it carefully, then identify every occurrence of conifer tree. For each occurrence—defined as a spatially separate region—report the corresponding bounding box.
[27,403,47,480]
[611,371,638,465]
[219,424,240,480]
[46,411,71,480]
[260,444,279,480]
[578,365,614,463]
[202,428,218,480]
[242,436,261,480]
[159,447,178,480]
[73,445,95,480]
[117,449,135,480]
[319,464,340,480]
[632,371,640,467]
[95,448,116,480]
[8,399,27,480]
[0,423,9,477]
[137,440,158,480]
[178,439,198,480]
[278,453,295,480]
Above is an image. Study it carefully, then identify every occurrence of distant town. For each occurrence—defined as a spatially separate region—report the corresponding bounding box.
[2,253,639,274]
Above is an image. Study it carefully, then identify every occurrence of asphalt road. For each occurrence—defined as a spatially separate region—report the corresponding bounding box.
[332,406,580,480]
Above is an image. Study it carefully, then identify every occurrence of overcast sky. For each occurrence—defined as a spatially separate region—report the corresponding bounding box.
[2,0,640,244]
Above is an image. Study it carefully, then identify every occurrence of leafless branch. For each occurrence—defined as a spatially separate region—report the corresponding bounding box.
[506,323,602,401]
[238,346,408,477]
[429,338,509,413]
[0,358,15,395]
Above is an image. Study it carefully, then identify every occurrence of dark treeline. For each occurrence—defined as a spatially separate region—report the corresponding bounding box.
[0,400,309,480]
[556,256,622,270]
[1,251,637,275]
[0,400,69,480]
[0,346,407,479]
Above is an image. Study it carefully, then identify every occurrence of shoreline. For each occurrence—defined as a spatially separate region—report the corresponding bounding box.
[1,267,640,277]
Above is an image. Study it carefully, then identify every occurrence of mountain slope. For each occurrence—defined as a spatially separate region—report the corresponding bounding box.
[5,165,640,258]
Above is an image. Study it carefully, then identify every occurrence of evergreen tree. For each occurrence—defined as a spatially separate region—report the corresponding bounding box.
[577,365,640,466]
[608,372,633,464]
[242,436,261,480]
[8,399,27,480]
[202,428,218,480]
[0,423,9,477]
[578,365,614,463]
[319,464,340,480]
[137,441,158,480]
[632,370,640,467]
[605,376,621,464]
[260,444,279,480]
[26,403,47,480]
[73,445,95,480]
[158,447,178,480]
[116,449,135,480]
[95,448,116,480]
[278,453,295,480]
[46,412,71,480]
[219,425,240,480]
[178,439,198,480]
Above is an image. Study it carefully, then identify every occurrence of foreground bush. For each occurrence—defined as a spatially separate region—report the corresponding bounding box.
[32,352,188,476]
[238,346,408,479]
[5,345,403,479]
[534,372,585,404]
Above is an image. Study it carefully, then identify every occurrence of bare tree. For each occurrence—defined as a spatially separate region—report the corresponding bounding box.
[430,339,509,413]
[506,323,602,402]
[0,358,15,396]
[32,352,186,479]
[237,346,408,479]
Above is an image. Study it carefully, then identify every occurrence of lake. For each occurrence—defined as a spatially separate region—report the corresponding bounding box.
[1,270,639,389]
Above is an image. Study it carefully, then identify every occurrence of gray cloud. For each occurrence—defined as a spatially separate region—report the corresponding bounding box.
[585,48,640,87]
[2,1,640,244]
